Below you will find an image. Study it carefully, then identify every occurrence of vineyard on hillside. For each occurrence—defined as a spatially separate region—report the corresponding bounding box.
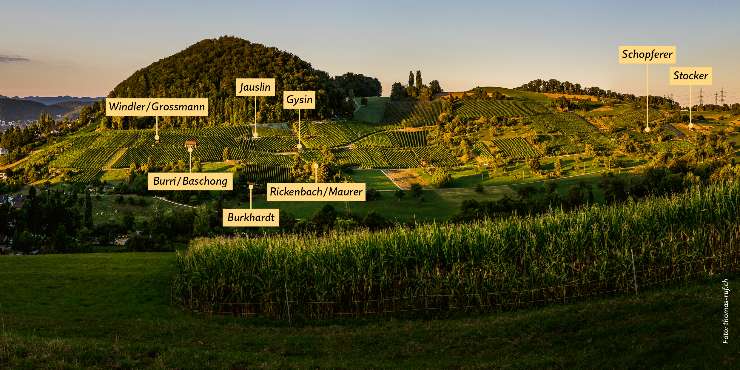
[528,113,610,154]
[456,100,546,119]
[355,130,429,148]
[491,137,541,159]
[298,121,392,149]
[114,127,297,167]
[239,164,292,183]
[333,146,457,169]
[382,100,444,127]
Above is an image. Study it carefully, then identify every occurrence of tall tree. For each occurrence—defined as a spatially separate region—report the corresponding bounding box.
[408,71,414,87]
[390,82,407,100]
[429,80,442,95]
[415,70,423,89]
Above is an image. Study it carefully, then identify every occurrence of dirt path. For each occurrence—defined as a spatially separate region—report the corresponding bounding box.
[0,150,38,170]
[105,147,128,169]
[381,169,427,190]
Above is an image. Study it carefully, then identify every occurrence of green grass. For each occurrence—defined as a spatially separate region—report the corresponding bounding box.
[349,169,398,190]
[0,253,735,368]
[99,168,129,182]
[92,195,180,224]
[231,185,514,222]
[353,97,388,124]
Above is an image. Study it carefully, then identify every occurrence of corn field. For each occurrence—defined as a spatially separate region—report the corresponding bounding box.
[174,182,740,320]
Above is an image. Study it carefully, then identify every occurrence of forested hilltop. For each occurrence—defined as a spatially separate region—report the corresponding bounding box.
[106,36,380,129]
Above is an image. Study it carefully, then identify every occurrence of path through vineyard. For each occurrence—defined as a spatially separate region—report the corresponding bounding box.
[105,147,129,170]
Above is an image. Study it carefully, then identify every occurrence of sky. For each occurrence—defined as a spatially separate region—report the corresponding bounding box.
[1,0,739,105]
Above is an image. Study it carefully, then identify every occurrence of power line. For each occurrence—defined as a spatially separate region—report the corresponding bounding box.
[699,88,703,106]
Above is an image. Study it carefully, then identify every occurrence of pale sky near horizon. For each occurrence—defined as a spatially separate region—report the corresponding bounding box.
[1,0,739,105]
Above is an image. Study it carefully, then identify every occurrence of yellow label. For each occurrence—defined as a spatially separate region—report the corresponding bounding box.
[282,91,315,109]
[267,183,366,201]
[148,173,233,191]
[106,98,208,117]
[669,67,712,85]
[236,78,276,96]
[223,209,280,227]
[618,45,676,64]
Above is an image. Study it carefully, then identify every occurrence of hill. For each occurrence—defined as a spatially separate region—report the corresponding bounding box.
[0,96,98,122]
[20,96,102,106]
[108,36,350,128]
[0,97,67,121]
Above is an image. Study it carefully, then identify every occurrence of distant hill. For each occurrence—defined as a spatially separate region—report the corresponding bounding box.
[108,36,351,128]
[0,97,98,122]
[20,96,101,106]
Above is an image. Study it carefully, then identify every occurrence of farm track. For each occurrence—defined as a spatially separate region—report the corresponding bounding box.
[105,147,128,169]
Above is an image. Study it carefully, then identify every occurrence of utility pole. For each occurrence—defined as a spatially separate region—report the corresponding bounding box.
[699,88,703,106]
[715,92,719,105]
[720,88,725,105]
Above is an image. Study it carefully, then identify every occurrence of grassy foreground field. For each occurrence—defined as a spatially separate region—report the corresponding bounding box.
[0,253,736,368]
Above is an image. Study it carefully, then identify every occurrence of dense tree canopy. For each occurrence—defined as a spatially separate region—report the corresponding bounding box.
[109,36,367,128]
[517,78,678,108]
[333,73,382,97]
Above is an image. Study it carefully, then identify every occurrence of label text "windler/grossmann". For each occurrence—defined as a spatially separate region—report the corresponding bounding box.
[105,98,208,117]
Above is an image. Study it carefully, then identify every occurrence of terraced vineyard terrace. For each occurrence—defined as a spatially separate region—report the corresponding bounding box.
[456,100,547,119]
[491,137,541,159]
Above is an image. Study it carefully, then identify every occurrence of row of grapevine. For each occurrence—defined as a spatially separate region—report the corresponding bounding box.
[473,142,495,160]
[240,164,292,183]
[491,137,541,159]
[528,113,600,136]
[355,130,428,148]
[331,146,457,169]
[456,100,546,119]
[63,132,141,182]
[299,121,358,148]
[382,100,443,126]
[114,130,297,167]
[413,146,460,167]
